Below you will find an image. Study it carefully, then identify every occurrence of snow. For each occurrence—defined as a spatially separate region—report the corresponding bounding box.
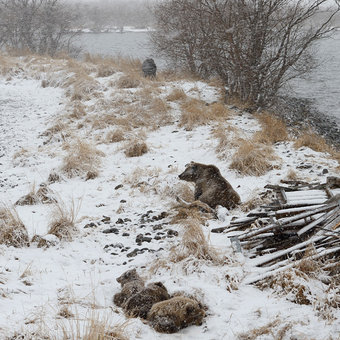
[0,56,339,339]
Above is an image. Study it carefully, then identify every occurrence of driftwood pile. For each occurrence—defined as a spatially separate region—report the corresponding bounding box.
[212,177,340,284]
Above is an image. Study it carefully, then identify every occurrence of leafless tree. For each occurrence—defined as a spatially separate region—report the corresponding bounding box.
[0,0,79,56]
[151,0,340,107]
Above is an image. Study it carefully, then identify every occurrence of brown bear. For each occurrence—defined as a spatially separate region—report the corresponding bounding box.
[124,282,170,319]
[179,162,241,209]
[113,269,144,307]
[147,296,205,333]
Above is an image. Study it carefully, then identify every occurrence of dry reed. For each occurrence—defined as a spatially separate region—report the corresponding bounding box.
[230,140,278,176]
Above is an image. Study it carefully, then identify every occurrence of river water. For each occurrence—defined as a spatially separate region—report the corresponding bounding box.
[75,31,340,124]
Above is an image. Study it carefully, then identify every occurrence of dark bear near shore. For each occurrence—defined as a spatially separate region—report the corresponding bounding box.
[147,296,205,333]
[142,58,157,78]
[179,162,241,209]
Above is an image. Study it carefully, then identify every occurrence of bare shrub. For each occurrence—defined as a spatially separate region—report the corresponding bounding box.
[152,0,339,107]
[0,206,29,247]
[124,140,148,158]
[254,113,289,144]
[171,219,221,264]
[48,200,80,241]
[61,140,105,178]
[166,88,187,102]
[294,131,332,153]
[230,141,278,176]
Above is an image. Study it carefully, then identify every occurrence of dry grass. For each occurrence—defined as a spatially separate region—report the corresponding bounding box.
[61,139,105,178]
[170,219,221,264]
[48,200,80,241]
[0,205,29,247]
[179,98,208,130]
[57,312,129,340]
[124,140,148,157]
[294,130,332,153]
[15,185,57,206]
[180,98,232,130]
[230,140,278,176]
[212,124,241,160]
[166,88,187,102]
[104,129,125,144]
[254,113,289,144]
[285,168,299,181]
[116,74,141,89]
[237,319,292,340]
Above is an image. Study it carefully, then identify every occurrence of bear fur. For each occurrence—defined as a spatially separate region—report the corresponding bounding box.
[147,296,205,333]
[124,282,170,319]
[113,269,144,307]
[178,162,241,209]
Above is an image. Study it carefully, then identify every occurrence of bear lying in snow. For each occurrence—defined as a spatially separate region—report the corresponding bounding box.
[179,162,241,209]
[113,269,144,307]
[124,282,170,318]
[113,270,206,333]
[113,269,169,318]
[147,296,205,333]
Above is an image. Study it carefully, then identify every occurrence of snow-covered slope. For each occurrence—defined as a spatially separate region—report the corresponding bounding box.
[0,55,339,339]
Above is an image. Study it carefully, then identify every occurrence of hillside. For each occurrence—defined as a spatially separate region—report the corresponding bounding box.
[0,54,339,340]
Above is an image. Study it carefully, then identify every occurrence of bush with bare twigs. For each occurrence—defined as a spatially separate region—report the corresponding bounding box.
[230,140,278,176]
[0,206,29,247]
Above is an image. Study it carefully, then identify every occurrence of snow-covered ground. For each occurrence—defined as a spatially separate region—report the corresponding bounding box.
[0,55,339,339]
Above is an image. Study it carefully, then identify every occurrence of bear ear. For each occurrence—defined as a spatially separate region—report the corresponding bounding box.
[185,161,195,168]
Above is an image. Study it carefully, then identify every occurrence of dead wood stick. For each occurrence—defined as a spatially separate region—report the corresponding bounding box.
[297,207,340,236]
[237,204,336,241]
[250,233,326,267]
[244,246,340,285]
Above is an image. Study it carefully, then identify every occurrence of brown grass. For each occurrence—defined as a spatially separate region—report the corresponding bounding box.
[0,206,29,247]
[212,124,241,160]
[104,129,125,143]
[57,311,129,340]
[166,88,187,102]
[294,131,332,153]
[116,74,141,89]
[237,319,283,340]
[179,98,209,130]
[180,98,232,130]
[61,139,105,178]
[254,113,289,144]
[124,140,148,157]
[285,168,299,181]
[230,140,278,176]
[170,219,221,264]
[48,200,80,241]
